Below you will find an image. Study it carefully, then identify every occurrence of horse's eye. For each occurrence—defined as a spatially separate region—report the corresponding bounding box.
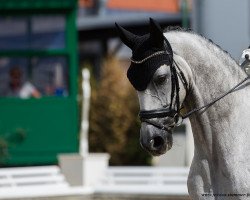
[155,75,167,85]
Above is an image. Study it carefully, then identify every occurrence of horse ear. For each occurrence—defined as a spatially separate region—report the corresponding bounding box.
[164,35,174,59]
[115,23,138,50]
[149,18,164,48]
[149,18,173,58]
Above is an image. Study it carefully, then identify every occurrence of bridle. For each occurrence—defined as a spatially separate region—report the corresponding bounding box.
[134,37,250,132]
[134,37,188,131]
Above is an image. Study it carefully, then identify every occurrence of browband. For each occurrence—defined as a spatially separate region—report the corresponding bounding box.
[130,51,166,64]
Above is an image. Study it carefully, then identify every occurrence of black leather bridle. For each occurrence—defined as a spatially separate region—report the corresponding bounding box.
[138,37,188,131]
[137,37,250,132]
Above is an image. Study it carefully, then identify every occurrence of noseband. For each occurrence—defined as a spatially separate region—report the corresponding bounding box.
[135,37,250,132]
[139,108,178,131]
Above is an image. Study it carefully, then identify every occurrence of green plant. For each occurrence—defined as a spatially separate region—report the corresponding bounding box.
[0,137,8,164]
[0,128,26,165]
[88,57,151,165]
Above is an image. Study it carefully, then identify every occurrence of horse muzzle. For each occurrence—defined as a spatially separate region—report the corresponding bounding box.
[140,122,173,156]
[138,107,179,156]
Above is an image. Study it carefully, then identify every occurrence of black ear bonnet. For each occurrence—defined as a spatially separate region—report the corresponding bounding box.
[115,18,173,91]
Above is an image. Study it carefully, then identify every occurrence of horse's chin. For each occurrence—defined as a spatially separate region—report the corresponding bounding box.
[148,141,173,156]
[150,150,167,156]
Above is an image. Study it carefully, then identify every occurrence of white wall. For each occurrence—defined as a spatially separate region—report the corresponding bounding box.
[192,0,250,60]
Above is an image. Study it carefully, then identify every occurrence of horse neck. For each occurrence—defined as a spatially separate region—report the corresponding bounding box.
[167,31,244,87]
[167,31,250,158]
[166,31,250,193]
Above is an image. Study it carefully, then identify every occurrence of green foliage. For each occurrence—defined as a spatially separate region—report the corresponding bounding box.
[0,128,26,165]
[0,137,8,165]
[88,57,151,166]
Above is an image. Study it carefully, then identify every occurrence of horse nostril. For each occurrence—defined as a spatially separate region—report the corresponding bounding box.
[150,136,165,150]
[245,54,250,60]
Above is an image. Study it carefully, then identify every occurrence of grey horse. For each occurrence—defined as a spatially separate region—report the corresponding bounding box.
[116,19,250,199]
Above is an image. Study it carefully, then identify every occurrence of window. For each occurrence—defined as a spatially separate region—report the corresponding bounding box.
[0,57,29,97]
[32,57,68,97]
[0,15,66,50]
[0,57,68,98]
[0,17,28,50]
[31,15,66,49]
[0,15,69,98]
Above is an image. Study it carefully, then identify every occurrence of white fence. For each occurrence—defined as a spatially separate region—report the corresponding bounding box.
[0,166,189,199]
[0,166,93,199]
[95,167,189,196]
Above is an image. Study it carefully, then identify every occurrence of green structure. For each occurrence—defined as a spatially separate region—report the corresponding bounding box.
[0,0,78,166]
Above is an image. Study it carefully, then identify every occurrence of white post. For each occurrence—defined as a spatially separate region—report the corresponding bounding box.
[184,119,194,166]
[80,68,91,156]
[59,68,110,186]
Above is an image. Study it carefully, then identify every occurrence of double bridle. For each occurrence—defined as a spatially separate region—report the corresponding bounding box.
[134,37,250,132]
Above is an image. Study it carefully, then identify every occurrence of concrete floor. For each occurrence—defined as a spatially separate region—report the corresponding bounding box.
[2,194,191,200]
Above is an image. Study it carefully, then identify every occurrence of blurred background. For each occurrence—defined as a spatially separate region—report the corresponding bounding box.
[0,0,191,167]
[0,0,249,167]
[0,0,249,198]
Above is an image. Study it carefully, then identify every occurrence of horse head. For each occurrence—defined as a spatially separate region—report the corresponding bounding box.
[116,19,191,156]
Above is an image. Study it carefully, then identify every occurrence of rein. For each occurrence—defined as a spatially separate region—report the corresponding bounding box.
[136,37,250,131]
[182,76,249,119]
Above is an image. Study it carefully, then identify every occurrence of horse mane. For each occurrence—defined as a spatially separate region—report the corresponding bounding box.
[164,26,239,66]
